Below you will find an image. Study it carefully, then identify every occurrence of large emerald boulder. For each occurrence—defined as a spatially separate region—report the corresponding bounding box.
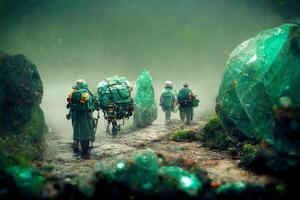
[133,70,157,128]
[0,54,46,138]
[216,23,300,142]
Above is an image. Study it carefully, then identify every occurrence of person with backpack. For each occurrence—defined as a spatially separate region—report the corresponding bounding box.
[177,83,198,125]
[97,76,134,136]
[66,79,96,159]
[159,81,177,123]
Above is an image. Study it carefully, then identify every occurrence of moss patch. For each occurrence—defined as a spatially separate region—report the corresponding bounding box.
[0,134,45,168]
[199,115,236,151]
[170,130,196,142]
[24,106,47,140]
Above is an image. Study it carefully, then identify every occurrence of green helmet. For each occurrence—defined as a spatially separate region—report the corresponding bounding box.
[75,79,88,90]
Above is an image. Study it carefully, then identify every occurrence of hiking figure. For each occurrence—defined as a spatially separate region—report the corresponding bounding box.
[177,83,199,125]
[66,79,97,159]
[159,81,177,123]
[97,76,134,137]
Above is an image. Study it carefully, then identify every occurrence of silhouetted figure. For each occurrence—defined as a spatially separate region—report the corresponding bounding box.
[159,81,177,123]
[66,79,95,159]
[177,83,196,125]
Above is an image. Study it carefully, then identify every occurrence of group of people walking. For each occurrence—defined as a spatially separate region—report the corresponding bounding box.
[66,79,198,158]
[159,81,198,124]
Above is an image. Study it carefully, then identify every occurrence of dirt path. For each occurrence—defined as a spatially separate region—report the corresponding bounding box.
[39,120,270,184]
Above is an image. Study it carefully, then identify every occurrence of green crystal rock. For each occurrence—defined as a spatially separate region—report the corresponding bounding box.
[216,23,300,142]
[216,182,247,195]
[157,166,202,196]
[95,149,203,196]
[133,70,157,128]
[7,166,45,196]
[97,149,160,193]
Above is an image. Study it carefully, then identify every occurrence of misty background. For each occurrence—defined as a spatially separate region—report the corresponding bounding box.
[0,0,299,135]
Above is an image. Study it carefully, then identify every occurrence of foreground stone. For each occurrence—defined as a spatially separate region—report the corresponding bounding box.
[216,23,300,143]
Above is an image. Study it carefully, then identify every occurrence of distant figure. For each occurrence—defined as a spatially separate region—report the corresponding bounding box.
[66,79,95,159]
[160,81,177,123]
[177,83,197,125]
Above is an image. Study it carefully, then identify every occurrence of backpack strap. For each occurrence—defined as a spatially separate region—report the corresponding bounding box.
[105,79,115,103]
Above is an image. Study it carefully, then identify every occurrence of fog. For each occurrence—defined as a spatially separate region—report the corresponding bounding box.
[0,0,290,134]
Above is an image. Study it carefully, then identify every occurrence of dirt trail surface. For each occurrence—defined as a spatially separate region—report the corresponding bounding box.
[39,120,270,184]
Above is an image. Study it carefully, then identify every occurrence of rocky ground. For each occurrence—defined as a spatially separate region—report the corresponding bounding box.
[38,119,271,185]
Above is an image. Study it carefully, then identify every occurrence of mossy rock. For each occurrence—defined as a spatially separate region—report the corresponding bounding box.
[242,144,257,154]
[0,54,46,168]
[0,133,45,168]
[0,54,46,137]
[24,106,47,140]
[204,115,223,133]
[170,130,196,142]
[200,115,237,151]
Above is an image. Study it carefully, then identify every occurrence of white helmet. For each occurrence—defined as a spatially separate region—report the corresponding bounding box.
[165,81,172,88]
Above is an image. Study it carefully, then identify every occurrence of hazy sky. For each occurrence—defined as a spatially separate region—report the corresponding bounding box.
[1,0,296,134]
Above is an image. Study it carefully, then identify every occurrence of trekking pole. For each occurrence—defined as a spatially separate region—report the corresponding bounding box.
[91,110,100,148]
[94,110,100,134]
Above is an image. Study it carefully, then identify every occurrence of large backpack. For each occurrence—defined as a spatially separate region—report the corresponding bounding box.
[70,89,93,111]
[177,88,194,107]
[97,76,133,109]
[161,89,175,109]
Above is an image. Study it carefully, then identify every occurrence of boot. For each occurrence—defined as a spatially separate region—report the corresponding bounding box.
[73,140,79,153]
[81,140,90,159]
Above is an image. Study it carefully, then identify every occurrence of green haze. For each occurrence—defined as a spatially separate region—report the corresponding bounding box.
[1,0,297,133]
